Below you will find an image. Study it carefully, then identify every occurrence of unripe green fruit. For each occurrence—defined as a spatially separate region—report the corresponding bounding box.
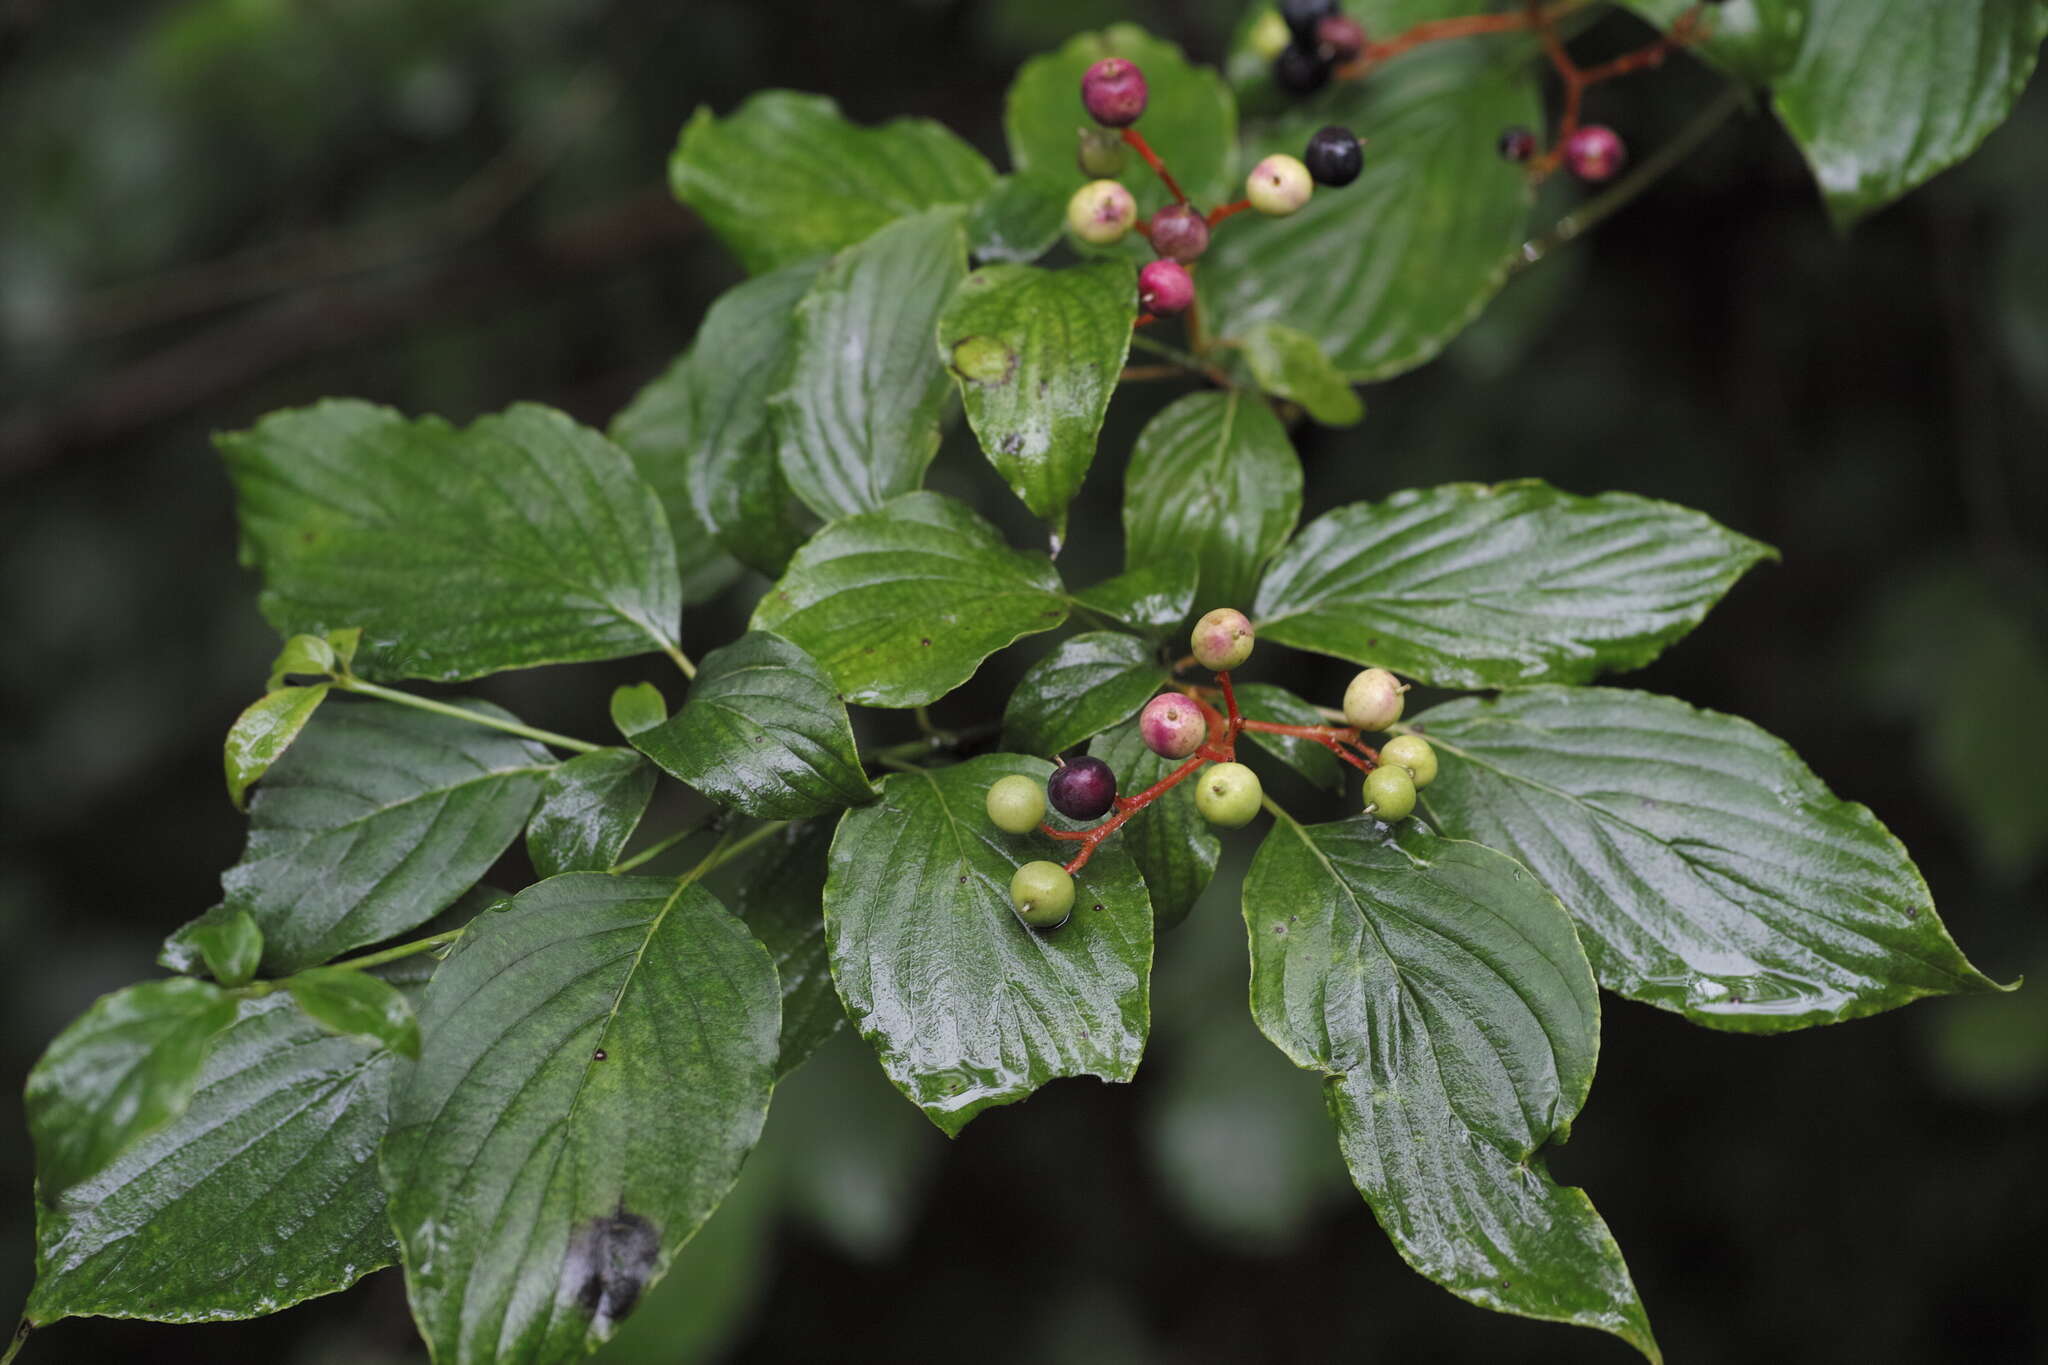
[1191,607,1255,671]
[1364,763,1416,821]
[1246,154,1314,216]
[1343,667,1405,731]
[986,774,1047,833]
[1249,10,1292,60]
[1379,734,1437,789]
[1066,179,1138,245]
[1076,126,1129,177]
[1010,860,1075,928]
[1194,761,1263,828]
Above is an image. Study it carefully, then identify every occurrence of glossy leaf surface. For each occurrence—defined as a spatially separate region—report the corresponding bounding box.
[527,747,658,879]
[1240,322,1365,427]
[1071,554,1200,636]
[1236,682,1344,792]
[224,685,328,809]
[728,821,845,1077]
[1089,719,1218,930]
[286,967,421,1059]
[1002,631,1166,757]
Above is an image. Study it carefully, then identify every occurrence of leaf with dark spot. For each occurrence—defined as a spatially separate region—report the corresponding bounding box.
[561,1207,661,1334]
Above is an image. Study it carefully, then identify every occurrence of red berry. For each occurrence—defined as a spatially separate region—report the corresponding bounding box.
[1081,58,1148,128]
[1138,259,1194,315]
[1139,694,1206,758]
[1497,126,1537,163]
[1047,756,1117,821]
[1315,14,1367,63]
[1564,124,1626,183]
[1147,204,1210,263]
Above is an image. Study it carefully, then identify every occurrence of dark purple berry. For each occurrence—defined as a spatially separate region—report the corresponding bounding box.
[1315,14,1368,64]
[1273,43,1332,96]
[1047,756,1117,821]
[1303,125,1363,187]
[1147,204,1211,263]
[1497,126,1537,163]
[1138,259,1194,315]
[1564,124,1626,183]
[1280,0,1339,45]
[1081,58,1148,128]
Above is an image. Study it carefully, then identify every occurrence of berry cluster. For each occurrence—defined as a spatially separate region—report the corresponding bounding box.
[1254,0,1368,96]
[987,608,1439,932]
[1066,56,1366,323]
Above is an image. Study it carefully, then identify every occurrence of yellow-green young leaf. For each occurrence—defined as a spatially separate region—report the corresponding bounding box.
[772,207,969,521]
[1089,719,1218,930]
[752,492,1069,709]
[1240,322,1365,427]
[938,259,1135,535]
[1414,687,2014,1031]
[26,979,238,1201]
[264,632,335,691]
[286,967,420,1059]
[1002,631,1166,757]
[1244,815,1657,1361]
[325,625,362,673]
[1235,682,1343,792]
[631,632,877,820]
[381,874,780,1364]
[1202,40,1538,381]
[725,821,845,1078]
[527,748,657,878]
[670,91,996,275]
[1122,390,1301,610]
[168,698,552,975]
[26,994,402,1327]
[1071,553,1200,636]
[967,175,1067,265]
[1251,481,1775,689]
[224,684,328,808]
[1005,25,1237,213]
[186,909,263,989]
[610,682,668,740]
[825,756,1154,1134]
[612,261,823,579]
[1772,0,2048,229]
[220,401,683,683]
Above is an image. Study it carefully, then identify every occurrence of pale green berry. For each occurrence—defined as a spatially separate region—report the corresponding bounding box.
[1067,179,1138,245]
[1190,607,1255,671]
[1249,9,1292,59]
[986,774,1047,833]
[1379,734,1437,789]
[1010,860,1076,928]
[1194,761,1263,828]
[1246,154,1314,216]
[1364,763,1417,822]
[1343,668,1405,731]
[1077,126,1129,177]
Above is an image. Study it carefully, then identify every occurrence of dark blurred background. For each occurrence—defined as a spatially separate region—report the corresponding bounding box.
[4,2,2046,1361]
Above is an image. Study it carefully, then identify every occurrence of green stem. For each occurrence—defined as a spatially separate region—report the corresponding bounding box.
[1515,82,1746,273]
[662,641,698,681]
[874,752,924,775]
[680,820,789,885]
[2,1321,28,1365]
[1129,332,1214,375]
[334,678,601,754]
[1259,792,1299,827]
[325,928,467,973]
[609,819,711,874]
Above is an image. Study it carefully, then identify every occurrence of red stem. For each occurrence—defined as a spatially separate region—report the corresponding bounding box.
[1122,127,1187,205]
[1207,199,1252,226]
[1526,1,1708,179]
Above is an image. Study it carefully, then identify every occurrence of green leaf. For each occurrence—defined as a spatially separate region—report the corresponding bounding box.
[1240,322,1365,427]
[26,994,401,1326]
[1236,682,1344,792]
[527,747,658,878]
[1203,41,1538,380]
[265,632,335,690]
[727,822,845,1077]
[938,259,1136,534]
[1005,25,1237,213]
[168,698,551,974]
[610,682,668,740]
[26,978,238,1203]
[1623,0,1808,85]
[1089,720,1219,929]
[1251,481,1775,689]
[611,261,824,578]
[1771,0,2048,229]
[1071,553,1200,636]
[381,874,780,1364]
[286,967,420,1059]
[1002,631,1166,757]
[751,491,1069,708]
[771,207,969,521]
[1244,815,1656,1360]
[968,175,1067,264]
[670,91,996,275]
[221,401,683,683]
[825,756,1153,1134]
[325,625,362,673]
[1414,686,2012,1031]
[187,909,263,989]
[1123,390,1301,610]
[224,684,328,808]
[631,632,877,820]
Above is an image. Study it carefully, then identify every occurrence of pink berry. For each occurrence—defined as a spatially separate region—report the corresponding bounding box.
[1139,693,1206,759]
[1081,58,1148,128]
[1147,204,1210,263]
[1137,259,1194,315]
[1564,125,1626,183]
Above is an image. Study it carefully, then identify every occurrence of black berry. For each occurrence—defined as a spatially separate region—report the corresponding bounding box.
[1280,0,1339,45]
[1047,756,1117,821]
[1273,43,1332,96]
[1304,125,1363,187]
[1497,126,1537,163]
